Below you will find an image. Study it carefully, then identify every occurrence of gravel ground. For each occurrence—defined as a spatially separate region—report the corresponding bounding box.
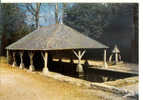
[0,63,132,100]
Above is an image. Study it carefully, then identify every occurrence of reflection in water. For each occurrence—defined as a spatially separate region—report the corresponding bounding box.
[49,61,136,83]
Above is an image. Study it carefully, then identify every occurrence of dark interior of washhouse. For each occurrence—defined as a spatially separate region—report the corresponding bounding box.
[13,49,137,83]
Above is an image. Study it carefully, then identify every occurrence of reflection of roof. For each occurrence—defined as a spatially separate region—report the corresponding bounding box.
[112,45,120,53]
[6,24,108,50]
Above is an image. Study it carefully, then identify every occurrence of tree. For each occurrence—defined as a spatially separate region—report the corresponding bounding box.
[55,3,58,24]
[0,4,30,56]
[25,3,41,28]
[63,3,138,62]
[131,3,138,63]
[0,4,3,55]
[63,4,113,38]
[54,3,69,24]
[24,3,67,26]
[24,3,59,26]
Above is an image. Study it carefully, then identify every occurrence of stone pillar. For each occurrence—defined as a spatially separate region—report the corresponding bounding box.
[12,52,16,67]
[73,50,86,73]
[42,52,49,74]
[19,51,24,69]
[115,52,118,64]
[104,49,108,68]
[29,52,35,71]
[109,54,113,62]
[77,51,83,72]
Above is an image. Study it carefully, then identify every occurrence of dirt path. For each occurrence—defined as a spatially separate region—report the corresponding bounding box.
[0,63,128,100]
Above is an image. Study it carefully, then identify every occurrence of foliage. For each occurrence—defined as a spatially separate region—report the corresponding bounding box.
[63,3,138,62]
[24,3,41,28]
[0,4,31,55]
[63,4,114,38]
[63,3,135,39]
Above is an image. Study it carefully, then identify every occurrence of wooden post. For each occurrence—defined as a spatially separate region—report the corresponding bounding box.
[104,49,108,68]
[19,51,24,69]
[29,52,35,71]
[12,52,16,67]
[73,50,86,72]
[41,51,49,74]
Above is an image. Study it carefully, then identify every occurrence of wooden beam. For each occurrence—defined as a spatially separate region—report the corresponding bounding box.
[80,50,86,58]
[73,50,86,59]
[73,50,79,58]
[73,50,86,72]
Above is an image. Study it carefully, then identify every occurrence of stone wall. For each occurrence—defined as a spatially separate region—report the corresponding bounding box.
[40,71,137,96]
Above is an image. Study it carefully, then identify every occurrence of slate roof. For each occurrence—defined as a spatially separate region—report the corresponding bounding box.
[6,24,108,50]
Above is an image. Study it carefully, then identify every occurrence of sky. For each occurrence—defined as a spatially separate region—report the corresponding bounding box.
[23,3,73,26]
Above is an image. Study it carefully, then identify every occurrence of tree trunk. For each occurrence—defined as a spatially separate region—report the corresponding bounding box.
[1,32,7,56]
[55,3,58,24]
[62,3,67,24]
[131,4,138,63]
[0,4,4,56]
[35,3,41,28]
